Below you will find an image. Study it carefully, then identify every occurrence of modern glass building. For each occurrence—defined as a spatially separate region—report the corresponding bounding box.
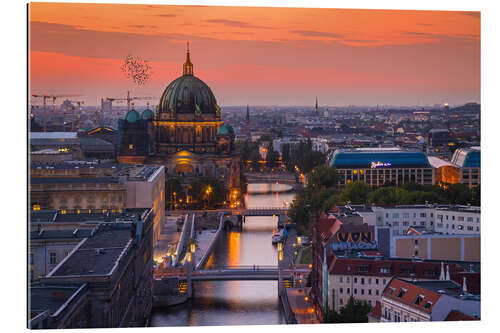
[328,148,434,187]
[450,146,480,188]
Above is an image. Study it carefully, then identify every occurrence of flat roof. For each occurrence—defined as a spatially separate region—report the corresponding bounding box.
[49,226,133,277]
[30,177,120,184]
[30,284,86,316]
[30,132,78,140]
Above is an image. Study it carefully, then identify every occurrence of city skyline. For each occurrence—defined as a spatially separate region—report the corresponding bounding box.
[29,3,480,107]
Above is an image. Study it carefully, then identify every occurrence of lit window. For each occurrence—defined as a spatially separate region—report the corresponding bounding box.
[33,204,41,211]
[129,144,134,150]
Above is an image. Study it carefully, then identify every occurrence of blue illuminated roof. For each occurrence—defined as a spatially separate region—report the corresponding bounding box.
[451,147,480,168]
[330,148,431,168]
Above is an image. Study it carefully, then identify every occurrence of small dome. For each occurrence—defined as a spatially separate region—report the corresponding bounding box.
[125,109,141,123]
[141,108,154,121]
[217,125,230,135]
[217,124,234,136]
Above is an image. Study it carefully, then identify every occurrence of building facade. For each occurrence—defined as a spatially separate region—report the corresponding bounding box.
[380,278,480,322]
[328,148,434,187]
[450,146,480,188]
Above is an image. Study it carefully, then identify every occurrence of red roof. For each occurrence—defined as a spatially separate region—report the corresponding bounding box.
[450,272,481,295]
[316,215,342,242]
[368,301,382,320]
[382,278,442,314]
[329,257,465,280]
[445,310,479,321]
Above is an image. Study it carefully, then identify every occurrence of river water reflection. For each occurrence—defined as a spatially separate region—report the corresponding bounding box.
[150,184,296,327]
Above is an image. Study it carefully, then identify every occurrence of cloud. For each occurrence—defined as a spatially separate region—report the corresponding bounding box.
[127,24,159,29]
[404,31,479,42]
[460,12,480,19]
[154,14,177,18]
[342,39,379,44]
[205,19,272,29]
[292,30,343,38]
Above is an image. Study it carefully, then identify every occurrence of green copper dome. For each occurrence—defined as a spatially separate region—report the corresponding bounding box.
[157,46,218,115]
[141,108,154,120]
[125,109,141,123]
[217,125,230,135]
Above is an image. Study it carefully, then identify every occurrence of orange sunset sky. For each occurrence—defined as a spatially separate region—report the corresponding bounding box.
[28,2,480,107]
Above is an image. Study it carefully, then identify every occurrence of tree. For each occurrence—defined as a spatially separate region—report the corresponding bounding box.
[165,178,184,209]
[188,177,227,209]
[266,143,280,169]
[325,296,372,323]
[443,183,473,204]
[337,181,371,204]
[368,186,408,205]
[307,165,341,190]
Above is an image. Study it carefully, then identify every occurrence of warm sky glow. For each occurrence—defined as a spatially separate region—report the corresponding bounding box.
[29,2,480,106]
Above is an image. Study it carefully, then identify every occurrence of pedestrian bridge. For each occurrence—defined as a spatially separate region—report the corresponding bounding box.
[241,207,289,217]
[154,265,310,282]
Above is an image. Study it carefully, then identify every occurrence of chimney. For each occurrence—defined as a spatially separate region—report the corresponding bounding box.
[439,262,445,280]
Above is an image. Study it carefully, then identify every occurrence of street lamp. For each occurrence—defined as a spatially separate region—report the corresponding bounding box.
[278,244,284,295]
[186,252,192,298]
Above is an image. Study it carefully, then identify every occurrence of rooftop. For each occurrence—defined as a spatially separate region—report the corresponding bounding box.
[330,147,431,168]
[48,225,134,277]
[30,284,87,317]
[30,228,95,240]
[30,208,150,224]
[451,146,480,168]
[30,177,120,184]
[30,132,78,140]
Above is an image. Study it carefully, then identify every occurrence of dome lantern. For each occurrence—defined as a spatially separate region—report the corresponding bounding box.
[183,42,193,76]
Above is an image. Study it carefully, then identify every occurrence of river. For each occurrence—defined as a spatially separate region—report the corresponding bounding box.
[150,183,296,327]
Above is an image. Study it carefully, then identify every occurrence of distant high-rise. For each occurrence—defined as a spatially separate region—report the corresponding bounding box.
[314,97,319,113]
[246,104,250,123]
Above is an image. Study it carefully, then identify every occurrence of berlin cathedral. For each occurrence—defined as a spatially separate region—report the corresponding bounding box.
[117,45,241,202]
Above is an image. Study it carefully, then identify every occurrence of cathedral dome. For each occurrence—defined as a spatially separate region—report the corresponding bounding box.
[125,109,141,123]
[157,44,218,115]
[141,107,154,120]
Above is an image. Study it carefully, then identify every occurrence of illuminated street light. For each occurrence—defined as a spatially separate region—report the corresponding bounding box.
[277,242,283,251]
[186,252,192,263]
[190,243,196,253]
[278,250,284,262]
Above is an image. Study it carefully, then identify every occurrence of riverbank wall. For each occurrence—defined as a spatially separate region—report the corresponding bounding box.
[195,214,224,270]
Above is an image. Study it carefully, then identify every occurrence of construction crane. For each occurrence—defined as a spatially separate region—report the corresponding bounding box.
[105,91,154,118]
[64,100,84,132]
[31,94,82,132]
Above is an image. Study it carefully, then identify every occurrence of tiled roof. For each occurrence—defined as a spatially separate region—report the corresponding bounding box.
[445,310,479,321]
[368,301,382,320]
[382,278,442,314]
[450,272,480,295]
[329,257,465,280]
[316,215,342,242]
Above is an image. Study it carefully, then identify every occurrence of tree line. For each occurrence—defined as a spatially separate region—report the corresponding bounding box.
[288,165,480,236]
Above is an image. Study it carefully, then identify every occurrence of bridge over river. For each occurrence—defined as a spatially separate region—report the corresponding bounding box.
[155,265,310,282]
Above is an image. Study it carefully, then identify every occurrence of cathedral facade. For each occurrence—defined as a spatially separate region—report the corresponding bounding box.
[117,45,240,204]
